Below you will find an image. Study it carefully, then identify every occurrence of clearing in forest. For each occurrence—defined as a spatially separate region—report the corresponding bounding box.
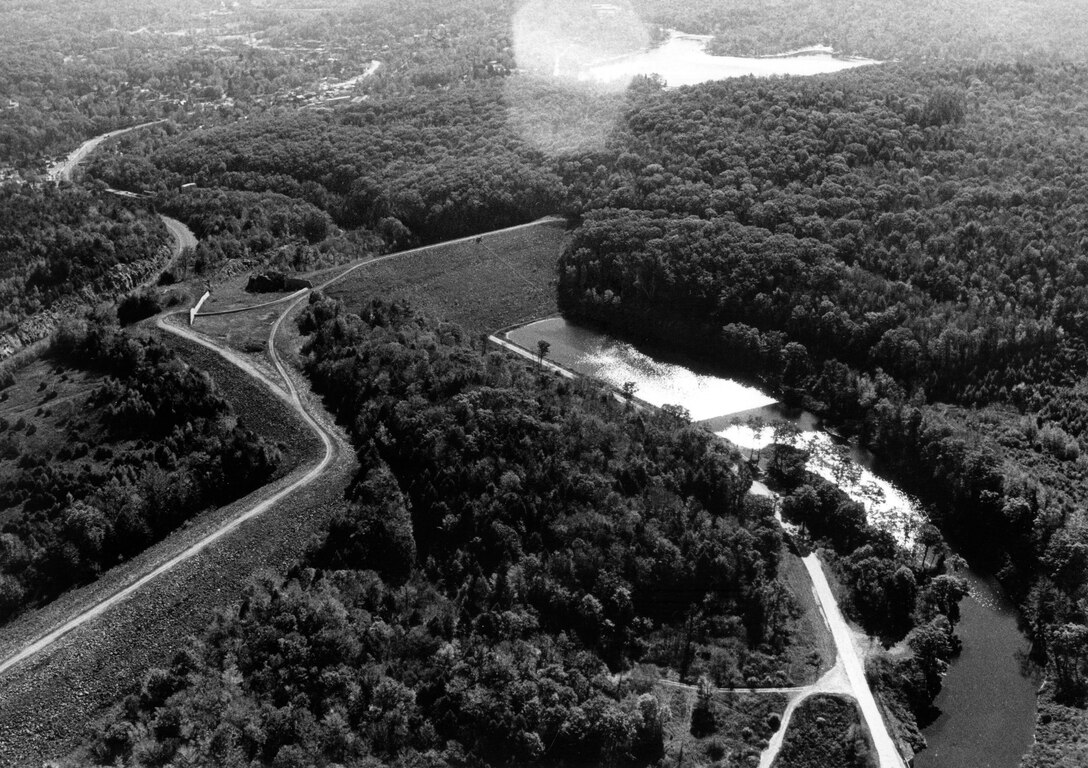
[320,219,568,335]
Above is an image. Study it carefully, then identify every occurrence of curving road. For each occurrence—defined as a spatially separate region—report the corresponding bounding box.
[0,305,337,679]
[161,214,196,257]
[0,217,562,679]
[47,120,166,183]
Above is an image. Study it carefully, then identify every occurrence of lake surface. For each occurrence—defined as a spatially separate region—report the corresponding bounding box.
[711,407,922,547]
[507,317,776,421]
[505,316,1038,768]
[578,31,878,88]
[508,317,918,544]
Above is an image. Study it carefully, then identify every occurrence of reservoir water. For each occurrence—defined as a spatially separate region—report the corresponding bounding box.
[505,316,1039,768]
[578,31,879,88]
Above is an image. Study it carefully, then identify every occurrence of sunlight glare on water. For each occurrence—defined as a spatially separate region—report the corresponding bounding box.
[718,423,922,547]
[507,2,879,155]
[579,31,879,87]
[579,343,778,421]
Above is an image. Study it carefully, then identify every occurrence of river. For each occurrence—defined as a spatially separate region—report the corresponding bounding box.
[505,316,1039,768]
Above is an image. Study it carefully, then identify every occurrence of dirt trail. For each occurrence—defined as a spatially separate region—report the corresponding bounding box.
[0,309,337,680]
[0,216,564,681]
[160,214,196,256]
[496,329,908,768]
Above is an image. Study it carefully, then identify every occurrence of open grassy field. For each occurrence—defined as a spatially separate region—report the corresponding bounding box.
[179,219,568,374]
[0,355,119,528]
[320,219,568,335]
[0,357,103,463]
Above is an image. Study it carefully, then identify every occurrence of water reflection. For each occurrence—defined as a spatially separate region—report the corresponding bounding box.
[716,417,922,548]
[507,318,922,545]
[579,31,879,88]
[506,318,776,420]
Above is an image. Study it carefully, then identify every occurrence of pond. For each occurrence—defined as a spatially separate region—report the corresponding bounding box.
[504,316,1039,768]
[507,317,918,544]
[578,30,879,88]
[507,317,776,421]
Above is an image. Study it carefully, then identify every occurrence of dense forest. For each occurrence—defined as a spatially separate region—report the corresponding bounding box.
[6,0,1088,764]
[1,0,531,169]
[89,295,774,766]
[631,0,1088,60]
[86,85,569,255]
[552,60,1088,753]
[0,184,170,341]
[86,295,967,766]
[0,317,280,623]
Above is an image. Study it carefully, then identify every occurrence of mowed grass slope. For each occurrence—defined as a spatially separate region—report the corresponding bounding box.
[321,219,568,335]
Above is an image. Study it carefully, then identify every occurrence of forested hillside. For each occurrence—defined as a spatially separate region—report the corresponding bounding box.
[0,185,169,340]
[7,0,1088,765]
[553,61,1088,758]
[0,317,280,624]
[84,294,971,766]
[86,86,569,257]
[632,0,1088,59]
[87,295,782,766]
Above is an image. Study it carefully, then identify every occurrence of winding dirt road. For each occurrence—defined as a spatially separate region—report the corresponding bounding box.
[0,217,563,681]
[0,306,336,680]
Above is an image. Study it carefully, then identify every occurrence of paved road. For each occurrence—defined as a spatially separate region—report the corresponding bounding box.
[47,120,165,182]
[802,554,906,767]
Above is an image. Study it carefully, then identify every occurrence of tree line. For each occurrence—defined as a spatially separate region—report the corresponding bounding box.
[0,315,280,623]
[89,294,789,767]
[554,62,1088,716]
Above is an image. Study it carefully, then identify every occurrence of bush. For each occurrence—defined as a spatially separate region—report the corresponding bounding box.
[117,290,162,325]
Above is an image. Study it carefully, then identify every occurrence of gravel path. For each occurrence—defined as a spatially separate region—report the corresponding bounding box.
[0,309,337,679]
[495,328,908,768]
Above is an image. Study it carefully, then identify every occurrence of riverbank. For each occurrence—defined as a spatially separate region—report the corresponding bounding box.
[498,317,909,768]
[505,314,1039,768]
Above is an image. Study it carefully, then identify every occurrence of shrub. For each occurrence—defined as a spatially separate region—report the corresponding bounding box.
[117,290,162,325]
